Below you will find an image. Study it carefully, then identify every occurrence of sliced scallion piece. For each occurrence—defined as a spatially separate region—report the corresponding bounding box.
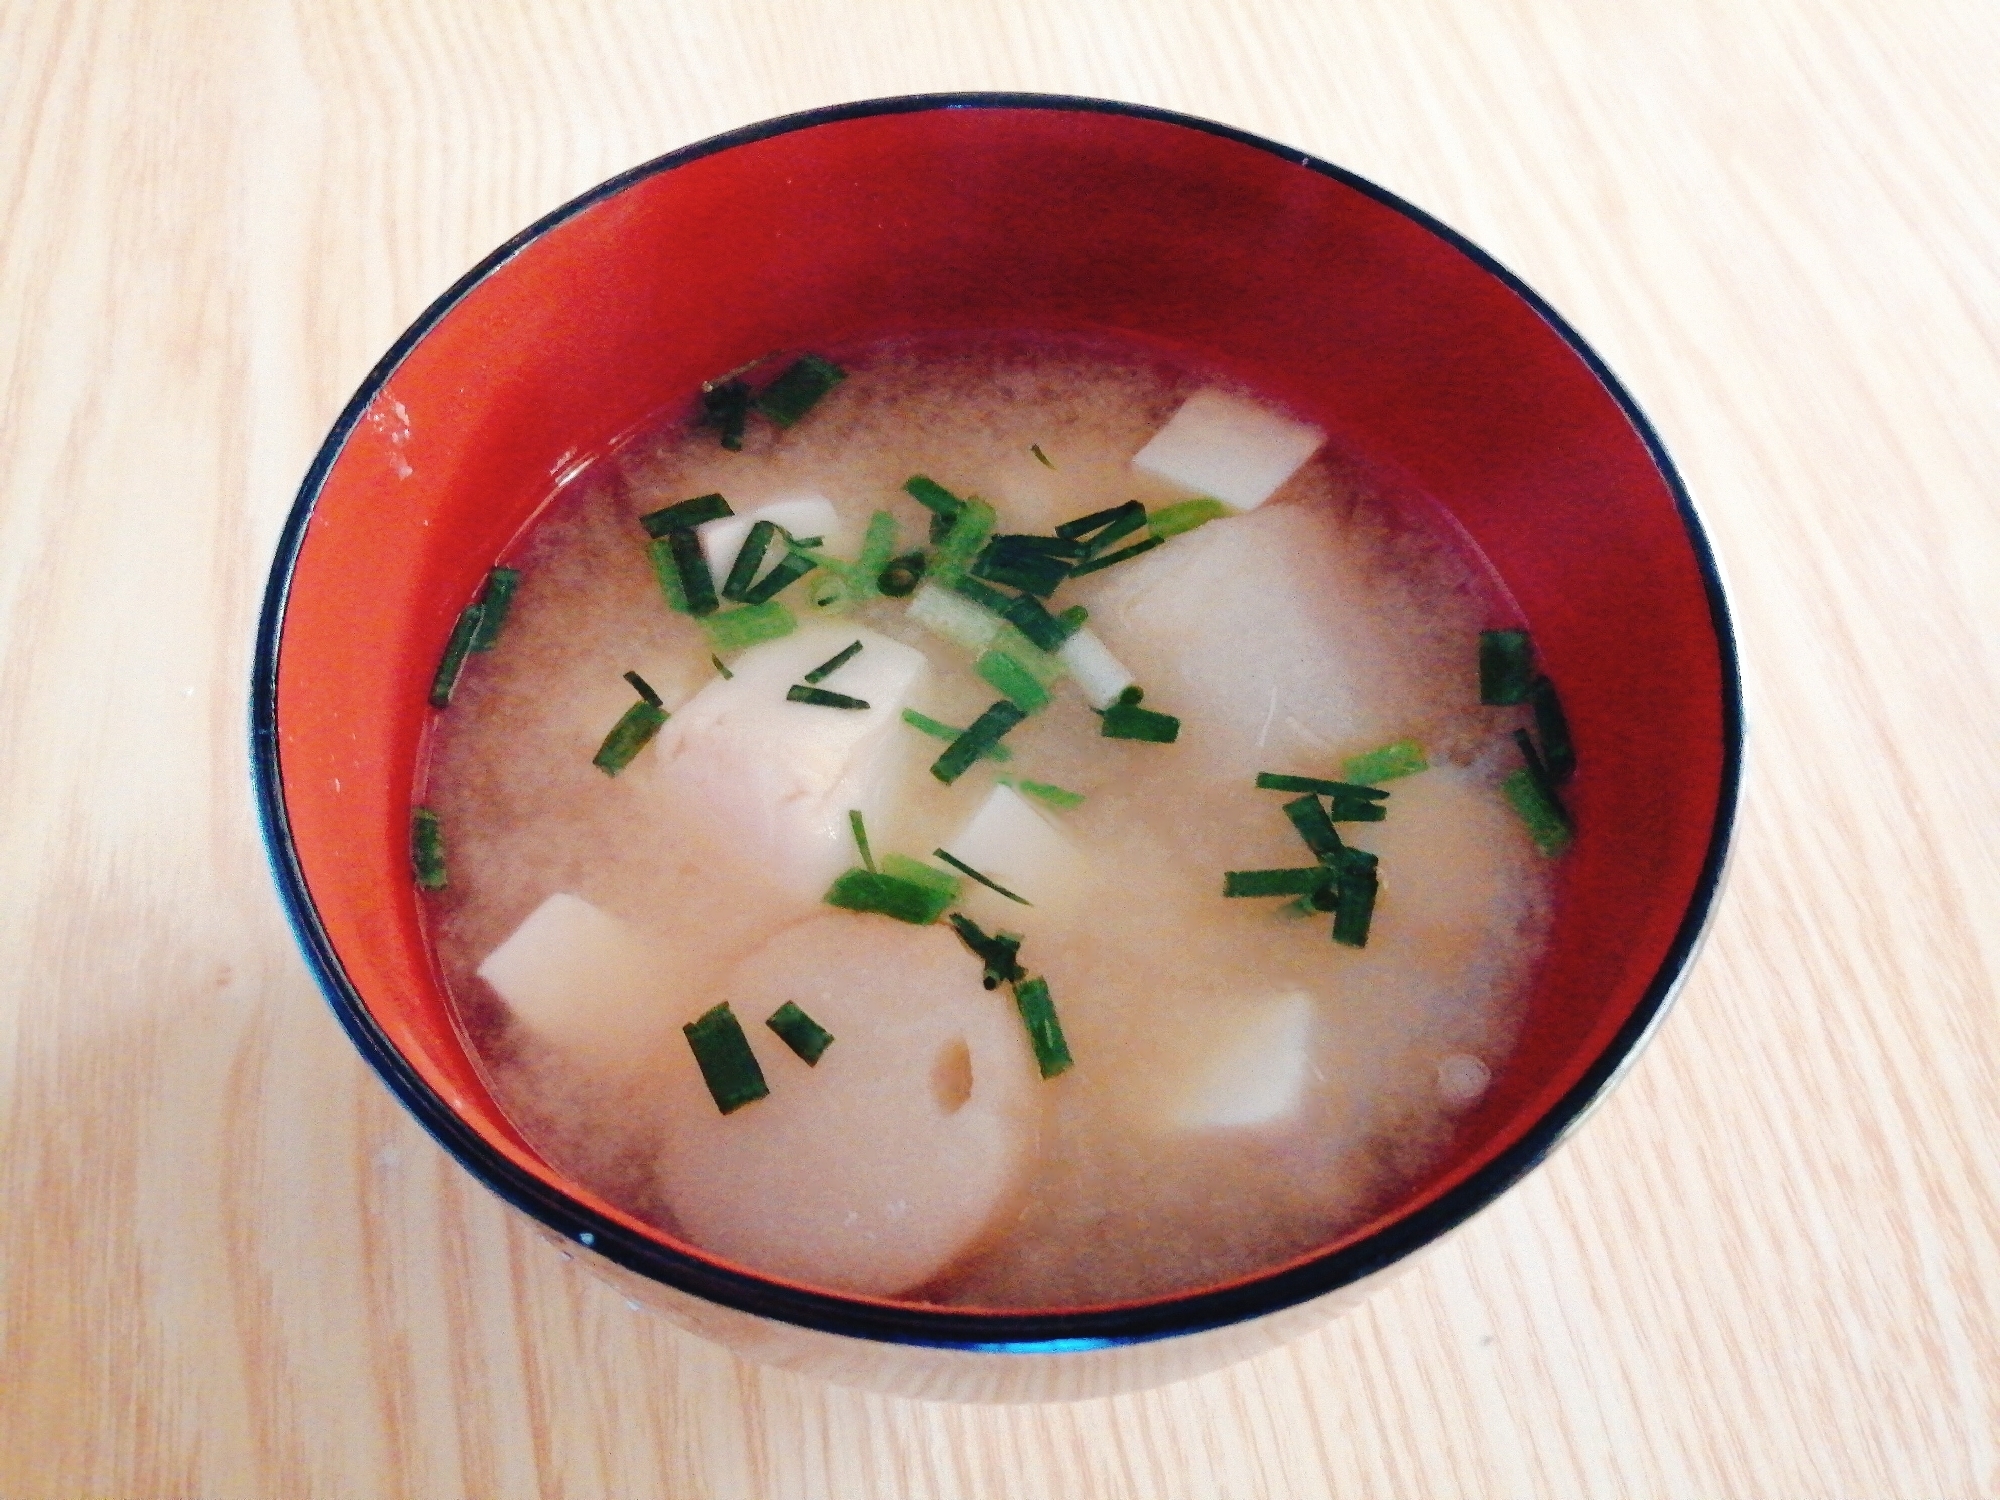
[880,853,961,907]
[1342,739,1428,784]
[934,847,1032,905]
[1331,858,1379,948]
[1530,675,1575,785]
[1281,793,1343,862]
[803,639,863,684]
[901,709,1013,761]
[1091,504,1151,553]
[904,475,964,543]
[623,670,662,706]
[1013,977,1073,1079]
[878,552,926,597]
[1099,686,1180,743]
[1031,443,1054,469]
[951,574,1018,616]
[1003,777,1084,809]
[1148,497,1228,539]
[753,355,845,427]
[929,497,997,579]
[1223,866,1332,898]
[720,519,781,603]
[593,700,668,775]
[683,1002,769,1114]
[786,685,869,711]
[641,492,733,537]
[856,509,899,594]
[648,537,690,615]
[428,601,485,708]
[1255,772,1390,800]
[411,807,447,890]
[467,568,520,651]
[932,701,1028,784]
[970,535,1076,597]
[1067,535,1163,578]
[1055,499,1143,544]
[1479,629,1535,705]
[700,379,751,451]
[824,866,955,925]
[710,653,734,679]
[1503,767,1573,856]
[976,649,1052,714]
[1000,592,1077,652]
[700,599,796,652]
[765,1001,834,1065]
[667,527,719,616]
[948,913,1026,989]
[848,809,876,872]
[737,548,815,606]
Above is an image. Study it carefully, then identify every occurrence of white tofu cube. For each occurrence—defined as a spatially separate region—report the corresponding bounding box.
[1055,627,1133,710]
[695,494,845,584]
[477,894,674,1072]
[1132,389,1324,511]
[647,625,929,901]
[656,917,1042,1297]
[939,783,1086,926]
[1175,991,1318,1129]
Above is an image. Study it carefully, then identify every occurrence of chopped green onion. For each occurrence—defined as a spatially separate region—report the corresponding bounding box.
[1056,604,1089,633]
[1343,739,1428,784]
[765,1001,834,1065]
[1099,696,1180,743]
[992,626,1066,687]
[970,535,1075,597]
[720,519,780,602]
[932,701,1028,784]
[648,537,691,615]
[803,639,863,684]
[468,568,520,651]
[904,475,964,542]
[737,548,815,606]
[1331,859,1379,948]
[683,1003,769,1114]
[593,700,668,775]
[1003,777,1084,809]
[1503,767,1573,856]
[1066,535,1163,578]
[908,583,1003,653]
[880,853,961,907]
[667,527,719,616]
[1013,977,1073,1079]
[1055,499,1143,543]
[934,847,1032,905]
[623,670,662,706]
[1223,867,1332,898]
[710,653,734,679]
[950,574,1018,616]
[805,569,852,613]
[930,497,997,579]
[948,913,1026,988]
[1000,592,1078,652]
[1281,793,1343,861]
[1480,629,1535,705]
[1530,676,1575,785]
[824,867,955,925]
[1511,728,1572,842]
[411,807,447,890]
[878,552,926,597]
[790,536,824,549]
[856,509,899,592]
[1255,772,1390,800]
[428,601,484,708]
[700,379,751,451]
[1090,504,1150,551]
[1031,443,1054,469]
[1149,497,1229,539]
[976,650,1052,714]
[848,809,876,873]
[641,492,733,537]
[787,685,869,710]
[901,708,1013,761]
[753,355,845,427]
[700,599,796,652]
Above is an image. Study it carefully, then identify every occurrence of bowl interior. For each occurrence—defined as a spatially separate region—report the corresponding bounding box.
[267,100,1732,1327]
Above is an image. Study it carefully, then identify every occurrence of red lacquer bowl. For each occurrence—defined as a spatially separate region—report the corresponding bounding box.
[253,95,1740,1401]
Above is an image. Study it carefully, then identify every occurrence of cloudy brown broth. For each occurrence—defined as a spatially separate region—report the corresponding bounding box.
[419,332,1554,1307]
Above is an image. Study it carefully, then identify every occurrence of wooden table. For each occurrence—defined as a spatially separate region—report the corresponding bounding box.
[5,2,1996,1494]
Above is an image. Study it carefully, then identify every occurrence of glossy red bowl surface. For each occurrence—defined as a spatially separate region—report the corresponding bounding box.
[254,95,1740,1356]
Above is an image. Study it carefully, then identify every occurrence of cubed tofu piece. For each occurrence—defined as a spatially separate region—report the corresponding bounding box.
[477,894,677,1073]
[656,916,1043,1296]
[1132,389,1323,511]
[939,783,1088,929]
[696,494,846,584]
[647,625,929,902]
[1173,990,1318,1129]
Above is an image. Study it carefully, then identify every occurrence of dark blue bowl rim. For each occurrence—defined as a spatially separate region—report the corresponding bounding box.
[250,90,1744,1354]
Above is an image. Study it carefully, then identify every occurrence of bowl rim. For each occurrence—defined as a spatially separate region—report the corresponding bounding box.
[250,89,1744,1352]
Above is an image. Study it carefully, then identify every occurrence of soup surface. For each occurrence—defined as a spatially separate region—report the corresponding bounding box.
[419,331,1558,1307]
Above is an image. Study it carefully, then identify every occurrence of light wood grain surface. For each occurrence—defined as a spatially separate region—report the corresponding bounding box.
[4,1,1997,1495]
